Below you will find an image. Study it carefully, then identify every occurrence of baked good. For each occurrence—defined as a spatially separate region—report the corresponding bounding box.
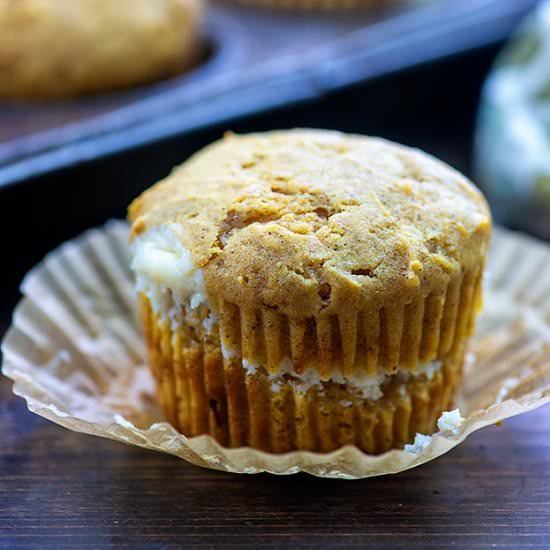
[0,0,203,99]
[128,129,491,453]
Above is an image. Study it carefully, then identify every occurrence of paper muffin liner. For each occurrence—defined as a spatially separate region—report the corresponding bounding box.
[142,293,465,453]
[2,221,550,478]
[207,265,482,379]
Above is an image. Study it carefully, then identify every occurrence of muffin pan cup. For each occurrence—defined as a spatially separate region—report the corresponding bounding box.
[0,0,538,188]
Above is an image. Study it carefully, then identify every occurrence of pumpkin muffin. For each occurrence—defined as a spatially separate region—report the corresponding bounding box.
[128,129,491,453]
[0,0,203,99]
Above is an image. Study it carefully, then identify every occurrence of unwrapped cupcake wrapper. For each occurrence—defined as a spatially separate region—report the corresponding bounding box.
[2,220,550,478]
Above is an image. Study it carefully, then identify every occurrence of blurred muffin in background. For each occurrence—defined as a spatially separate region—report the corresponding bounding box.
[0,0,203,99]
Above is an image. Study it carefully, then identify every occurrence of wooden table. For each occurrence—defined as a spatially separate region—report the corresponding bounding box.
[1,315,550,549]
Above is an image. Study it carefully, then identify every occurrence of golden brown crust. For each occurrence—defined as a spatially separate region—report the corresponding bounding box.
[141,295,464,453]
[129,129,491,322]
[0,0,203,99]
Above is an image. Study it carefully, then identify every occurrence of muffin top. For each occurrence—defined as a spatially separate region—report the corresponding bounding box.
[0,0,202,99]
[129,129,491,318]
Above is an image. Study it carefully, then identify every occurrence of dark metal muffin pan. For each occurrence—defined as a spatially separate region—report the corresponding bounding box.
[0,0,538,188]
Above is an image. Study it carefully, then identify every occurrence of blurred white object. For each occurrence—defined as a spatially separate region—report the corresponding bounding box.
[475,0,550,238]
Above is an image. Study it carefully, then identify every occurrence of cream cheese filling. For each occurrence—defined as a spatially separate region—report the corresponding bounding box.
[130,223,214,330]
[405,408,465,453]
[241,356,443,401]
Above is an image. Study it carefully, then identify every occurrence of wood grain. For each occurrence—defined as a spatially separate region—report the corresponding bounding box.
[1,313,550,549]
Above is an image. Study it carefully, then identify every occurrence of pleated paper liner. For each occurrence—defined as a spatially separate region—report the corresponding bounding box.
[141,294,466,453]
[2,221,550,478]
[136,240,482,382]
[205,269,481,379]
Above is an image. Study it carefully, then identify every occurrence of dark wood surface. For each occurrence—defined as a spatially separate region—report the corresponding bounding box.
[1,311,550,550]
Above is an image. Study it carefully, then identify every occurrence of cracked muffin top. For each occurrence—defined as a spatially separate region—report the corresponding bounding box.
[129,129,491,318]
